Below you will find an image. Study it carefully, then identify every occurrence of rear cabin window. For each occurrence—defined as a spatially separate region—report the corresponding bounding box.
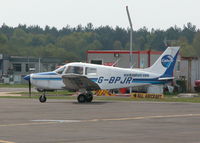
[85,67,97,75]
[65,66,83,75]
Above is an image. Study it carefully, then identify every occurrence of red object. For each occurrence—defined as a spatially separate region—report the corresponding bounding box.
[148,50,151,67]
[120,88,127,94]
[195,80,200,87]
[103,62,115,66]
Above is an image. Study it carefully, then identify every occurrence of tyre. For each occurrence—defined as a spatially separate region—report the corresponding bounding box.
[86,93,93,102]
[77,94,86,103]
[39,95,47,103]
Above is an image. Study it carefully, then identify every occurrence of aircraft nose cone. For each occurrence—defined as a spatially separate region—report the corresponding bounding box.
[24,75,30,81]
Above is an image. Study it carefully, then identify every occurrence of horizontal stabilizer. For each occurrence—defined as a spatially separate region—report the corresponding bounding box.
[158,77,175,81]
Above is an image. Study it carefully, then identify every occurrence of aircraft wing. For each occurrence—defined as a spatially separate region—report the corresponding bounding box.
[62,74,100,91]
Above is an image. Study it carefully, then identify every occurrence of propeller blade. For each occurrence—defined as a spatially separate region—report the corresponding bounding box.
[24,74,31,98]
[29,79,31,98]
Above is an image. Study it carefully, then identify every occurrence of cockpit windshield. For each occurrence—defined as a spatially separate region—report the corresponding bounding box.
[54,66,66,74]
[65,66,83,75]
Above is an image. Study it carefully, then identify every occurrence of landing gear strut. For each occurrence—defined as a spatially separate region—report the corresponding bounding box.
[39,91,47,103]
[77,92,93,103]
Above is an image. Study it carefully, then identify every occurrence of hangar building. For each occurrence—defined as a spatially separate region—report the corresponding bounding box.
[0,54,64,83]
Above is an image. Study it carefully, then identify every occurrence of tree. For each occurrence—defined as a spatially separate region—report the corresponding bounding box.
[0,34,8,44]
[193,32,200,56]
[178,37,196,57]
[113,40,122,50]
[0,23,199,61]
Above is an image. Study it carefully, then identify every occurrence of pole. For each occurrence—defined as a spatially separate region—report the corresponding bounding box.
[126,6,133,94]
[126,6,133,68]
[28,56,29,74]
[38,58,41,72]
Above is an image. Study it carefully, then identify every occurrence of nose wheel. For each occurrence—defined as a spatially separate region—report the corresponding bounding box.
[39,91,47,103]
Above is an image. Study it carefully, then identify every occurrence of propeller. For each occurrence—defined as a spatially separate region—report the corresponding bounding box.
[24,75,31,98]
[28,78,31,97]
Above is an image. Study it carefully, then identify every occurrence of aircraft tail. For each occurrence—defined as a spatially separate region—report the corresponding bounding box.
[144,47,180,78]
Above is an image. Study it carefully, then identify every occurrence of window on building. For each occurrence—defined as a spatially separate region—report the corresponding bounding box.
[91,60,102,65]
[85,67,97,75]
[13,64,22,72]
[26,64,36,72]
[29,64,36,71]
[177,61,180,71]
[25,64,29,72]
[65,66,83,75]
[43,64,49,72]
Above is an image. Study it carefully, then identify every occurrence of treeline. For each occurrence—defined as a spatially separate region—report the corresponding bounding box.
[0,22,200,61]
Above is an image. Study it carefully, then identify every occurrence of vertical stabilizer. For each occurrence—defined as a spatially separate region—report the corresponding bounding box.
[144,47,180,77]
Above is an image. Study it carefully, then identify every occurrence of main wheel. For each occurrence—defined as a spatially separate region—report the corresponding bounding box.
[77,94,86,103]
[39,95,47,103]
[86,93,93,102]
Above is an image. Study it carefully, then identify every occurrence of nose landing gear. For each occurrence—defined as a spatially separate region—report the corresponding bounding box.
[39,91,47,103]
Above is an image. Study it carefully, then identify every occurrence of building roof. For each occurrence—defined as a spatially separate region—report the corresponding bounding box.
[87,50,162,55]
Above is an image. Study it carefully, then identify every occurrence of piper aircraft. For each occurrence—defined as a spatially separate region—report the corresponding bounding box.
[24,46,180,103]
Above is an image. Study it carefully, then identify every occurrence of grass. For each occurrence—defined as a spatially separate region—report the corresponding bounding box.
[1,91,200,103]
[0,83,28,88]
[0,95,76,100]
[10,90,74,96]
[96,96,200,103]
[0,84,200,103]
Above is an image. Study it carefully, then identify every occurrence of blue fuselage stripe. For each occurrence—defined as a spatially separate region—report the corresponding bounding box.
[32,78,62,81]
[35,72,57,75]
[132,80,166,84]
[89,78,98,82]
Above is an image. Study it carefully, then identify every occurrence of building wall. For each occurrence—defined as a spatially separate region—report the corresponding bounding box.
[87,51,162,68]
[87,53,135,68]
[179,58,200,92]
[0,55,64,84]
[140,54,148,68]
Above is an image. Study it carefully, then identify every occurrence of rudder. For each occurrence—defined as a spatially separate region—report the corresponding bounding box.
[144,47,180,77]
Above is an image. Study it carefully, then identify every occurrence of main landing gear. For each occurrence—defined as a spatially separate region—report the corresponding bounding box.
[77,92,93,103]
[39,91,47,103]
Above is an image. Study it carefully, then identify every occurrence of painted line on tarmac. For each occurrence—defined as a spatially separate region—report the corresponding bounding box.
[32,120,81,123]
[0,140,15,143]
[32,113,200,123]
[1,114,200,128]
[0,122,56,127]
[84,114,200,122]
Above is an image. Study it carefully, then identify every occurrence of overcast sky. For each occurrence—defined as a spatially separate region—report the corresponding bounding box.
[0,0,199,30]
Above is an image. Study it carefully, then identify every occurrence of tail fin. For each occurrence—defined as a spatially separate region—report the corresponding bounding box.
[145,47,180,78]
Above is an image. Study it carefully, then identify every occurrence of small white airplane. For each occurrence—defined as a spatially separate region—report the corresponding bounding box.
[24,46,180,103]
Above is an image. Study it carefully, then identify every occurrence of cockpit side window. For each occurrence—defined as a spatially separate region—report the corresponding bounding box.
[55,66,66,74]
[65,66,83,75]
